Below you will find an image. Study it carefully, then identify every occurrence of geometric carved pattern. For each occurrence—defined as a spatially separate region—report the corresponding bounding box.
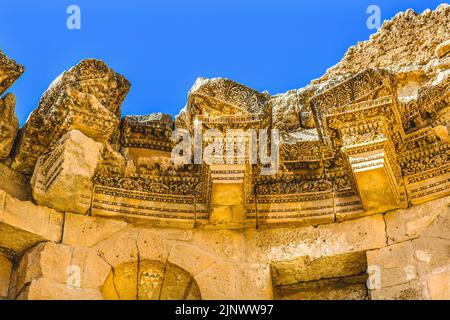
[90,69,449,226]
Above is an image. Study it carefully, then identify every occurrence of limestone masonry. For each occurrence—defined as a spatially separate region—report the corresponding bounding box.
[0,5,449,300]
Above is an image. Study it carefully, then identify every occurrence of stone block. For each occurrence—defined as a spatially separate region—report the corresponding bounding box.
[234,263,273,300]
[427,268,450,300]
[385,196,449,244]
[194,262,235,300]
[11,242,110,297]
[0,93,19,159]
[245,214,386,264]
[274,274,369,300]
[11,59,129,175]
[0,190,63,257]
[366,241,417,288]
[167,244,216,277]
[18,278,103,300]
[31,130,104,214]
[136,228,170,262]
[412,237,450,275]
[62,212,128,247]
[94,229,139,267]
[370,280,423,300]
[0,163,29,200]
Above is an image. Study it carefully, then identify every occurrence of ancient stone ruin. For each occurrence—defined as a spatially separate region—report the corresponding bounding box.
[0,5,449,300]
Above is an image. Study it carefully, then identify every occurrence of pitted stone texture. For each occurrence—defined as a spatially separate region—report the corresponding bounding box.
[271,86,318,131]
[0,93,19,159]
[62,213,128,247]
[271,251,367,286]
[370,280,424,300]
[320,4,450,81]
[234,263,273,300]
[0,50,24,96]
[367,241,417,288]
[94,229,140,267]
[0,48,21,161]
[136,228,170,262]
[167,244,216,277]
[11,59,129,175]
[31,130,104,215]
[194,262,236,300]
[245,215,386,263]
[436,39,450,59]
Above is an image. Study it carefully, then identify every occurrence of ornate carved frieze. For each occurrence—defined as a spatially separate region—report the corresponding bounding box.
[0,46,447,229]
[188,77,270,116]
[94,163,210,204]
[417,75,450,127]
[184,78,272,133]
[309,69,412,212]
[121,113,174,151]
[87,69,448,226]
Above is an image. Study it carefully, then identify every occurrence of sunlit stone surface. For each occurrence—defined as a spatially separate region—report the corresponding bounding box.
[0,5,449,300]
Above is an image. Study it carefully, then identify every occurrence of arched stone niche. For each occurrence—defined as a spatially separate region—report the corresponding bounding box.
[102,260,201,300]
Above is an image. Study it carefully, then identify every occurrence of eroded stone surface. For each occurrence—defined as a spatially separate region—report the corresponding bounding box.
[0,163,29,200]
[0,50,24,96]
[384,196,450,244]
[31,130,104,214]
[0,93,19,159]
[271,251,367,286]
[367,241,417,288]
[62,213,128,247]
[0,5,449,301]
[11,59,129,175]
[0,190,63,258]
[10,242,110,298]
[0,50,23,162]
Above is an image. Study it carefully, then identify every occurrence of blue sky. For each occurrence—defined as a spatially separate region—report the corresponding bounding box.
[0,0,445,124]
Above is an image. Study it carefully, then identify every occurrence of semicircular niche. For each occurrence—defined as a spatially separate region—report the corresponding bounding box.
[102,260,201,300]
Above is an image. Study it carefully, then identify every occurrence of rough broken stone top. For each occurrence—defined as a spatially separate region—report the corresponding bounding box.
[0,50,25,96]
[123,113,173,128]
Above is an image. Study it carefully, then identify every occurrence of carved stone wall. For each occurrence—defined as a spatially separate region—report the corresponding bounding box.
[0,5,448,300]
